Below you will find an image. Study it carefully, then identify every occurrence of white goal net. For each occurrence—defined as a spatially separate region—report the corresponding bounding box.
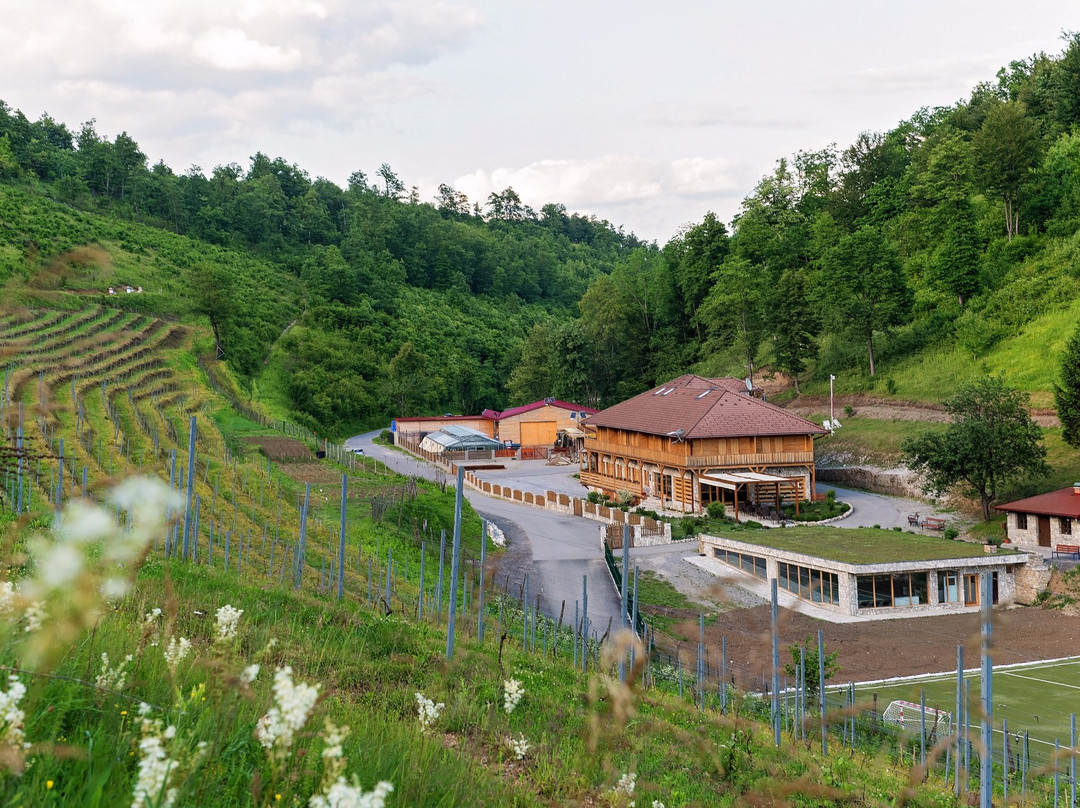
[881,700,952,739]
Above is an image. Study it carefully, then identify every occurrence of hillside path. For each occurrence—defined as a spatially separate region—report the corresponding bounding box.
[346,431,626,634]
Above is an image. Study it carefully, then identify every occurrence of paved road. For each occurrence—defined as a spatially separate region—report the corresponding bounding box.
[814,483,960,531]
[345,431,625,632]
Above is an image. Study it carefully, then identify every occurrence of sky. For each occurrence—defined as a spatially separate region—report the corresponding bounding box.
[1,1,1077,243]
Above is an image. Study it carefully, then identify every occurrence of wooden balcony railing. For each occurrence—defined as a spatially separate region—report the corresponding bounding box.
[582,439,814,469]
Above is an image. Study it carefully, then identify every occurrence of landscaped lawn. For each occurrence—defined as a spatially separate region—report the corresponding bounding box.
[703,525,1019,564]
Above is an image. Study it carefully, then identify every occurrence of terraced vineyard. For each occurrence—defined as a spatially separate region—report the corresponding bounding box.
[0,304,450,596]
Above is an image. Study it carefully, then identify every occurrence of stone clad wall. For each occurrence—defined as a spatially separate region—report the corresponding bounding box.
[1014,558,1052,605]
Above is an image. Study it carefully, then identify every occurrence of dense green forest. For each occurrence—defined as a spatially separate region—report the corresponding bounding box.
[4,32,1080,435]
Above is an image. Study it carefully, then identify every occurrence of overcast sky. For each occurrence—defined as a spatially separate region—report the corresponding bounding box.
[1,2,1076,242]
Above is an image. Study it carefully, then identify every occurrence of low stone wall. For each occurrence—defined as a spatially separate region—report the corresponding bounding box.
[818,465,925,499]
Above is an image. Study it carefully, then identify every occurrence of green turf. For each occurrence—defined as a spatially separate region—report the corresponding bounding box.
[845,656,1080,767]
[708,526,1015,564]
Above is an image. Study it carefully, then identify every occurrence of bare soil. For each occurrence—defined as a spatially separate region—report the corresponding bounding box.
[679,604,1080,689]
[783,394,1060,428]
[239,436,313,462]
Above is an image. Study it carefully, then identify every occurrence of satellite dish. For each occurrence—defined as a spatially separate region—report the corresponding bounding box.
[744,377,753,391]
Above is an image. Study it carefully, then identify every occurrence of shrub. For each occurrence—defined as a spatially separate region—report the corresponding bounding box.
[586,491,603,504]
[705,501,725,520]
[944,527,959,541]
[843,405,854,417]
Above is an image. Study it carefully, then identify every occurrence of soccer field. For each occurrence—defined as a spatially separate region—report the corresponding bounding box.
[839,656,1080,765]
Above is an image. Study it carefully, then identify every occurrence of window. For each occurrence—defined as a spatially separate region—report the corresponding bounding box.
[1062,517,1072,535]
[777,561,839,605]
[857,572,931,609]
[1017,513,1028,530]
[938,571,960,603]
[713,548,767,580]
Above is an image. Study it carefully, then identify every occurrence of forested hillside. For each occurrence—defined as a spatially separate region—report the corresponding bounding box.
[4,33,1080,436]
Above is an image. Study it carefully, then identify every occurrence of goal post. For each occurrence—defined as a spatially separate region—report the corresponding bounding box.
[881,699,952,739]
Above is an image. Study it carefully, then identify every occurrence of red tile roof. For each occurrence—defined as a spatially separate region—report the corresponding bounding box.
[996,487,1080,518]
[486,400,598,420]
[394,414,495,424]
[585,375,828,439]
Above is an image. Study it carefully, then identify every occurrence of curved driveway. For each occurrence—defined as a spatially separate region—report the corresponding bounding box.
[345,432,959,631]
[345,432,625,633]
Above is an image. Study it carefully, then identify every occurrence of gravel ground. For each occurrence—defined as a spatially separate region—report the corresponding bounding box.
[629,547,767,611]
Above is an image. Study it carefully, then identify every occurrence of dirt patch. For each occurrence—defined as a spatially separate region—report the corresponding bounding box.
[686,603,1080,690]
[783,394,1060,428]
[239,436,313,462]
[633,552,1080,687]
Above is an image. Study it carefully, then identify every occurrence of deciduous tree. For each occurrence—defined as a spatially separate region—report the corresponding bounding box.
[1054,323,1080,448]
[902,377,1049,520]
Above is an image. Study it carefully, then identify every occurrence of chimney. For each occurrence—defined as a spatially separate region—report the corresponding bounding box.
[1073,482,1080,496]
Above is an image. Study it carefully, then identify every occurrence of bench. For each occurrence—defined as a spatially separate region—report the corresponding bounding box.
[1052,543,1080,560]
[921,517,947,531]
[907,513,921,527]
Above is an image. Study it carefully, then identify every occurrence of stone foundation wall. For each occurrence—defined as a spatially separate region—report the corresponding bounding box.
[1014,558,1053,605]
[817,466,925,499]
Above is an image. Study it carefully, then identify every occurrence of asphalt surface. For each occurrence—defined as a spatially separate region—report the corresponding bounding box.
[344,431,960,636]
[344,431,626,633]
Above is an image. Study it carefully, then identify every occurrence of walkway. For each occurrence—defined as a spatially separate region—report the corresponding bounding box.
[345,432,625,631]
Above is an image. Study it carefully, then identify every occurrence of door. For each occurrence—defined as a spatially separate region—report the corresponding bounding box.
[520,421,557,446]
[1038,515,1051,547]
[963,574,979,606]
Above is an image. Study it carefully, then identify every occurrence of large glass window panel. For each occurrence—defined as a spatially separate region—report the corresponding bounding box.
[857,576,874,608]
[911,573,929,606]
[874,574,892,607]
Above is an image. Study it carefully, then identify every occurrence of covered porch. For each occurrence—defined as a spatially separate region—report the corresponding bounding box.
[698,471,806,519]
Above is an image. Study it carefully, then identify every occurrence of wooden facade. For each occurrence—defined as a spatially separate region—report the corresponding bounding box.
[581,375,826,514]
[494,401,594,447]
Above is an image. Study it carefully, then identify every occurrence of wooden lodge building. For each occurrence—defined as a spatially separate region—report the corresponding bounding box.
[580,375,828,514]
[393,399,597,449]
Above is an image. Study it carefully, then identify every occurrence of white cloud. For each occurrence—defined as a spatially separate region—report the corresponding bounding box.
[809,55,1004,97]
[450,154,742,210]
[192,27,303,71]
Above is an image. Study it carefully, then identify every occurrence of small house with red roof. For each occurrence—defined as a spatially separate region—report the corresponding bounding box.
[996,484,1080,552]
[580,375,828,514]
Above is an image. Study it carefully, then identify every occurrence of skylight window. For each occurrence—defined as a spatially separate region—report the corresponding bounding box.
[696,389,713,399]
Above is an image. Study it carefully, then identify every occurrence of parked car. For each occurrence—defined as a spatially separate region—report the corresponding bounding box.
[351,447,365,455]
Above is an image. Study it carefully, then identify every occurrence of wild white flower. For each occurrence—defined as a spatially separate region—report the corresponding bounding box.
[138,702,153,717]
[652,801,666,808]
[37,543,84,589]
[240,664,261,685]
[144,608,162,625]
[503,678,524,714]
[256,666,320,758]
[507,734,530,760]
[214,605,243,642]
[23,601,46,632]
[308,777,393,808]
[321,719,349,760]
[112,478,183,536]
[610,772,636,803]
[0,675,27,749]
[95,652,134,692]
[0,581,15,616]
[58,500,116,545]
[163,636,191,674]
[414,692,444,733]
[131,717,179,808]
[100,576,130,600]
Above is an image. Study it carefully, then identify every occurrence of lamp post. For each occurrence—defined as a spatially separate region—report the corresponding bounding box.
[829,375,835,433]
